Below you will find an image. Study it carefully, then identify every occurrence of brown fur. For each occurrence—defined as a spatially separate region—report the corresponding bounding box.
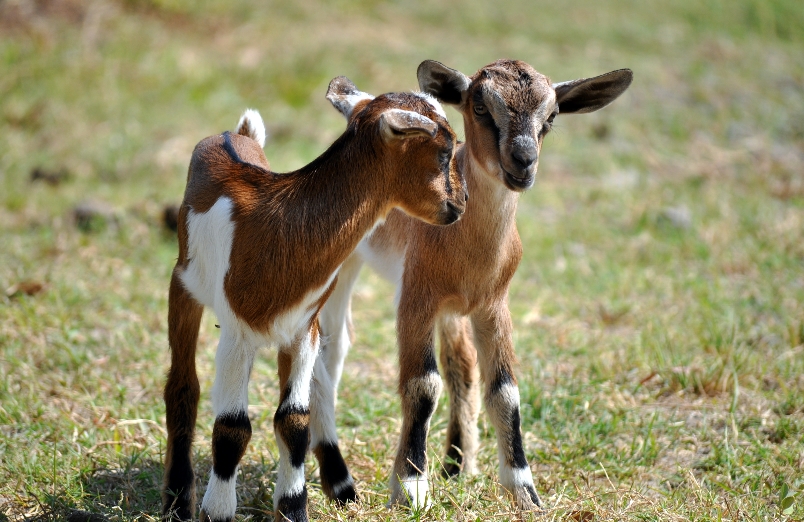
[181,99,464,332]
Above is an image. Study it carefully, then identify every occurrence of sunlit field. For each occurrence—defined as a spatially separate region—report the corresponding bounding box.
[1,0,803,520]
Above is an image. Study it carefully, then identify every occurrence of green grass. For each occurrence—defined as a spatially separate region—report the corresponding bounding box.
[1,0,803,520]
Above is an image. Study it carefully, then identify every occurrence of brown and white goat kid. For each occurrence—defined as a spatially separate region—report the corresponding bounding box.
[312,60,632,511]
[162,77,467,522]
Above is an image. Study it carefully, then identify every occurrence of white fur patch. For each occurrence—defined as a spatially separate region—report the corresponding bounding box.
[534,90,557,134]
[498,463,534,490]
[382,109,438,137]
[405,372,443,402]
[310,356,338,447]
[329,92,374,119]
[392,475,431,509]
[273,435,307,507]
[413,91,447,120]
[357,236,405,286]
[180,197,236,311]
[493,382,521,410]
[318,253,364,391]
[282,327,319,409]
[210,327,259,416]
[235,108,266,148]
[201,471,237,520]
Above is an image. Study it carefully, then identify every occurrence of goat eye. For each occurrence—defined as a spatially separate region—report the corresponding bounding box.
[473,104,487,116]
[543,113,557,132]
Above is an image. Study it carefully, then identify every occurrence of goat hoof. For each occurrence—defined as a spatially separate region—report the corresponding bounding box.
[332,483,359,505]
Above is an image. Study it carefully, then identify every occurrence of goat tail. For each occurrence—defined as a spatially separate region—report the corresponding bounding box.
[162,269,204,519]
[235,108,266,148]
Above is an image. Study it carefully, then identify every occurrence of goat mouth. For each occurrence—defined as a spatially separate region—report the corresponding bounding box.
[442,201,464,225]
[501,165,535,191]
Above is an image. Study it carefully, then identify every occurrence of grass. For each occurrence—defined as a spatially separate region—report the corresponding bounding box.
[1,0,803,520]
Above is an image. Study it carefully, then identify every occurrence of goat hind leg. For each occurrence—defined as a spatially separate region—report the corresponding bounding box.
[198,328,257,522]
[163,271,204,521]
[273,325,321,521]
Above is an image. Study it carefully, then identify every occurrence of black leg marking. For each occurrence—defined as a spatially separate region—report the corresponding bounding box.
[211,411,252,481]
[524,484,543,508]
[509,407,528,469]
[314,442,358,504]
[422,349,439,375]
[489,369,514,396]
[274,404,310,468]
[276,488,309,522]
[404,392,436,475]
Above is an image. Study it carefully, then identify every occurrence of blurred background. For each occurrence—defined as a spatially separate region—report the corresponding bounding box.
[1,0,802,520]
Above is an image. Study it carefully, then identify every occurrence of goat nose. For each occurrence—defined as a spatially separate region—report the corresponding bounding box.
[512,147,538,169]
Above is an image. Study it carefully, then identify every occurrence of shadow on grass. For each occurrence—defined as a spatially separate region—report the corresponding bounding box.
[27,455,281,522]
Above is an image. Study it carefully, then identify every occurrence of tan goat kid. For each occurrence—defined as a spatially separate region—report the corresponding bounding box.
[162,77,467,522]
[311,60,633,511]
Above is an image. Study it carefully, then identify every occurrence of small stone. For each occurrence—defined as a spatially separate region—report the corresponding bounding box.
[658,205,692,229]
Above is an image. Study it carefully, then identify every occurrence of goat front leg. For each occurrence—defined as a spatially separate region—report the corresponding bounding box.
[198,327,258,522]
[436,313,480,477]
[389,293,442,509]
[273,324,320,521]
[471,301,542,513]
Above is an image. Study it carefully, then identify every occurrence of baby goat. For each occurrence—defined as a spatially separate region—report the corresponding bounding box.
[312,60,632,512]
[162,77,467,522]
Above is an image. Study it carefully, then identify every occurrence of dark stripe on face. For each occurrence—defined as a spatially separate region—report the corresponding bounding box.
[472,88,503,155]
[439,131,454,196]
[314,442,357,504]
[508,407,528,469]
[404,393,437,474]
[211,411,252,481]
[275,488,308,522]
[274,404,310,468]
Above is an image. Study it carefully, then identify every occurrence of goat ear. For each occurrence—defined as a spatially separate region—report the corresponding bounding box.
[417,60,471,106]
[326,76,375,120]
[380,109,438,141]
[553,69,633,114]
